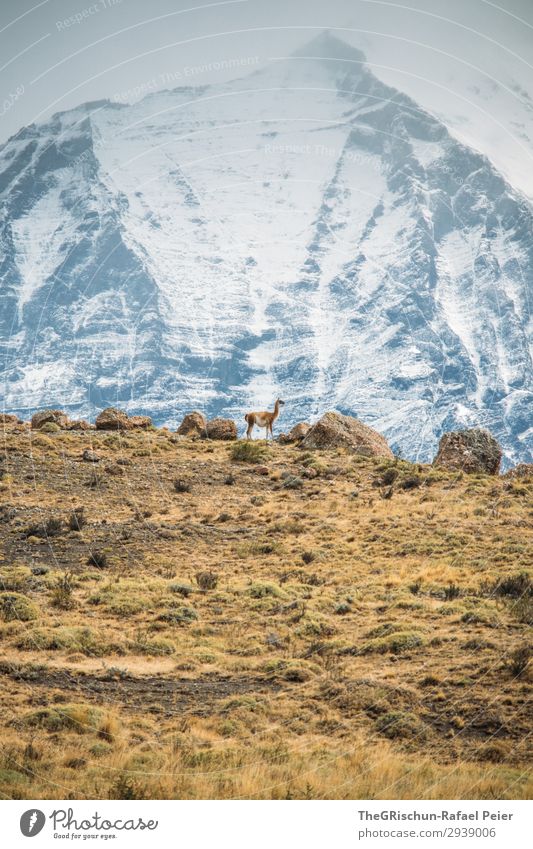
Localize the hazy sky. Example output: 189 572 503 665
1 0 533 191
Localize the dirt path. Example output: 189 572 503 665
0 661 279 717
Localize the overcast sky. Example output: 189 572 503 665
2 0 533 192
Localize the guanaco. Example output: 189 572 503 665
244 398 285 440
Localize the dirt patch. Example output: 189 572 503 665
0 661 279 718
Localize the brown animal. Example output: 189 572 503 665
244 398 285 440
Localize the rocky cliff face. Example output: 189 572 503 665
0 33 531 465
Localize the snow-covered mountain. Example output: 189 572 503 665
0 32 531 465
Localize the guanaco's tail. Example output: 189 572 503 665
244 413 250 423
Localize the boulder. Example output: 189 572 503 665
82 449 100 463
31 409 69 430
432 429 502 475
95 407 130 430
301 412 393 458
177 411 207 437
128 415 153 429
0 414 21 426
278 422 311 444
205 418 238 440
95 408 153 430
68 419 92 431
502 463 533 480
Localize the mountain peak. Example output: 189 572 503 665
291 31 367 65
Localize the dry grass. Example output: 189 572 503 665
0 425 531 799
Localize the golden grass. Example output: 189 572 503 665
0 426 531 799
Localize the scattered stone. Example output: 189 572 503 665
104 464 124 476
399 475 422 490
255 465 269 475
205 417 237 440
278 422 311 444
301 412 393 458
31 409 69 430
82 449 100 463
177 411 207 437
433 429 502 475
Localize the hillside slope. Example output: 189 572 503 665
0 425 531 799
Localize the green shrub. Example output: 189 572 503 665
282 475 303 490
23 704 105 734
249 582 282 599
493 572 531 599
506 644 530 677
50 572 76 610
195 571 218 591
361 631 424 655
173 479 191 493
39 422 61 434
15 626 122 656
157 607 198 625
230 441 270 463
375 711 425 739
169 583 194 597
0 592 39 622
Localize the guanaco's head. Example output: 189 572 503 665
277 398 285 406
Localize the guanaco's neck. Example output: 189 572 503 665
272 400 280 421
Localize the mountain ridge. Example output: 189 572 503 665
0 34 531 466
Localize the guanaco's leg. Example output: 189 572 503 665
246 416 255 439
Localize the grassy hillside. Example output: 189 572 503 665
0 425 531 799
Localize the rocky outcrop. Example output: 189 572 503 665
301 412 393 457
279 422 311 444
31 410 69 430
177 411 207 437
0 414 22 426
95 408 129 430
95 408 152 430
432 429 502 475
503 463 533 480
205 418 237 440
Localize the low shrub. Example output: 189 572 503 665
506 644 530 678
360 631 424 655
195 571 218 591
230 441 270 463
375 711 425 740
169 583 194 597
0 592 39 622
22 704 105 734
173 479 191 493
